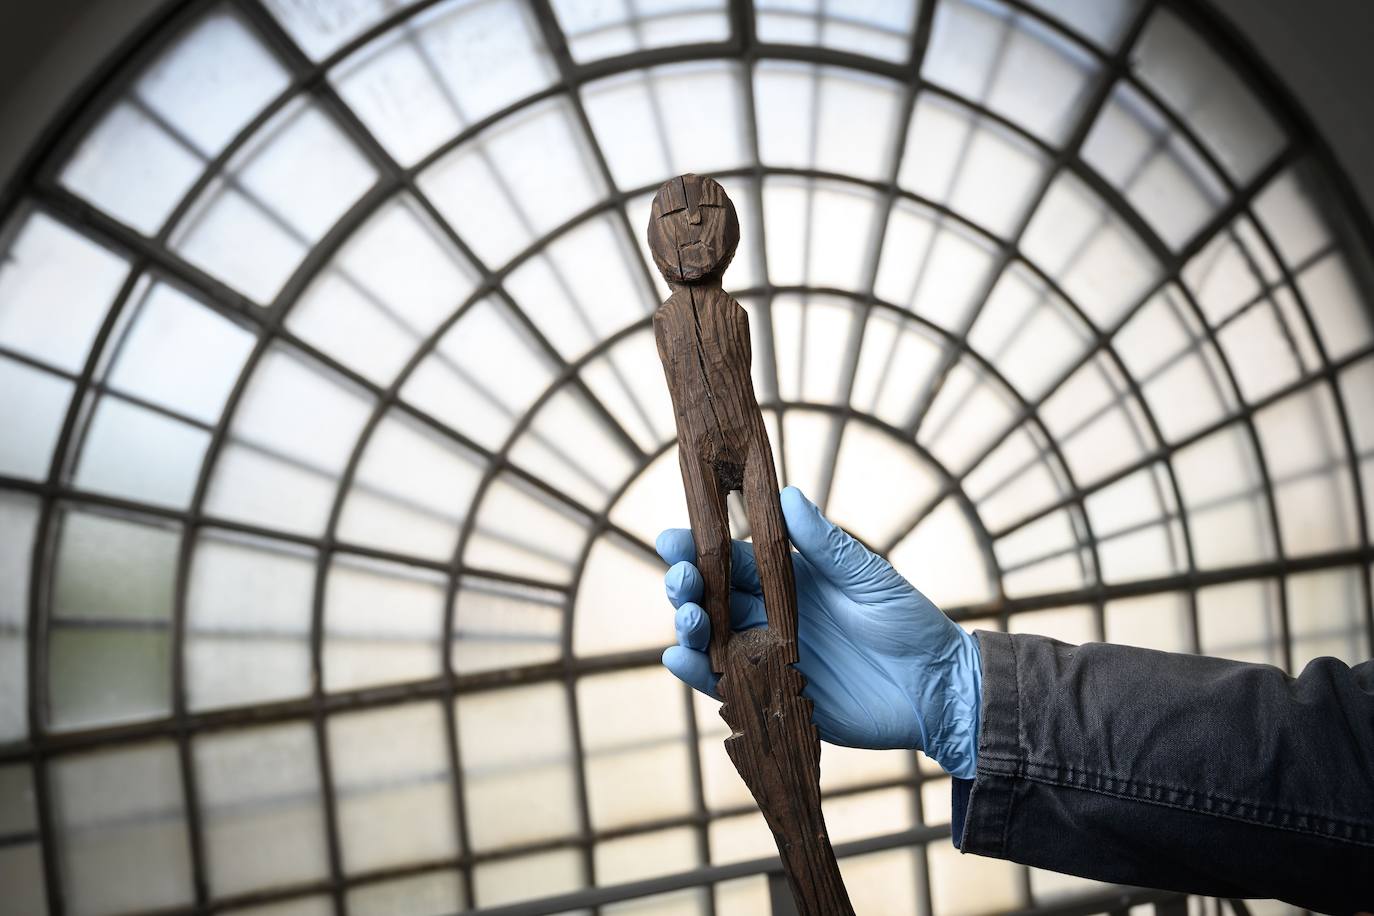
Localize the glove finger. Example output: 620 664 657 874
656 528 762 595
675 602 711 651
780 486 907 599
664 561 703 609
662 645 721 700
655 529 696 566
730 589 767 630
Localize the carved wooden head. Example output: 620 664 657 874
647 173 740 285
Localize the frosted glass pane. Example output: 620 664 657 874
61 9 278 232
580 330 678 452
579 668 694 829
0 496 37 740
337 411 485 562
771 293 859 403
900 95 1050 238
106 283 255 423
203 443 338 536
1197 579 1283 667
262 0 422 60
1105 592 1191 653
59 102 203 236
1082 83 1226 251
716 875 769 913
1287 567 1364 668
347 871 465 916
1139 346 1232 443
53 510 178 622
838 848 921 916
756 0 917 62
1183 221 1270 326
335 0 556 166
1296 253 1374 362
876 200 996 330
472 848 583 907
0 212 128 373
920 363 1017 474
172 100 377 304
1022 173 1160 329
583 62 748 191
574 534 671 655
136 9 290 155
0 357 72 480
890 497 995 609
72 396 210 508
328 702 459 872
609 444 693 547
829 422 941 548
966 426 1063 532
1172 424 1275 569
923 0 1098 143
554 0 729 63
1254 164 1332 267
1131 9 1284 182
402 296 558 451
420 96 606 269
927 836 1024 915
49 509 175 726
1008 605 1097 644
186 530 314 710
509 388 639 511
323 554 445 691
288 194 480 386
194 722 328 896
783 409 835 498
1217 302 1303 403
1255 384 1360 556
598 841 703 913
465 475 591 584
1020 0 1142 49
0 843 47 915
223 898 333 916
850 310 942 430
754 63 902 182
969 266 1092 400
48 628 171 732
51 742 192 916
763 182 881 292
503 214 654 361
456 682 579 850
451 577 563 674
221 347 372 476
998 511 1087 597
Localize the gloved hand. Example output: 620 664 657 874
656 486 982 779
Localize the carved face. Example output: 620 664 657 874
647 173 739 284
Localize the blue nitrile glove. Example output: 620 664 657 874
656 486 982 780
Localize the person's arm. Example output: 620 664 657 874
655 487 1374 913
956 632 1374 914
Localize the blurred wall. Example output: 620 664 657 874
2 0 1373 226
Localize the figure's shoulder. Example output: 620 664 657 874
654 287 695 327
655 286 746 328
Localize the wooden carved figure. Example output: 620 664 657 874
650 174 855 915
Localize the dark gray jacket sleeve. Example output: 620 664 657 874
956 631 1374 915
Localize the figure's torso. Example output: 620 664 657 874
654 285 759 465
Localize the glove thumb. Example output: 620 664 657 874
780 487 908 599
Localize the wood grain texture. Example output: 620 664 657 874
649 174 854 916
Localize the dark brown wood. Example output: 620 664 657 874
649 174 855 916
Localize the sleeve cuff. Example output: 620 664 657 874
958 630 1023 857
951 777 974 848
